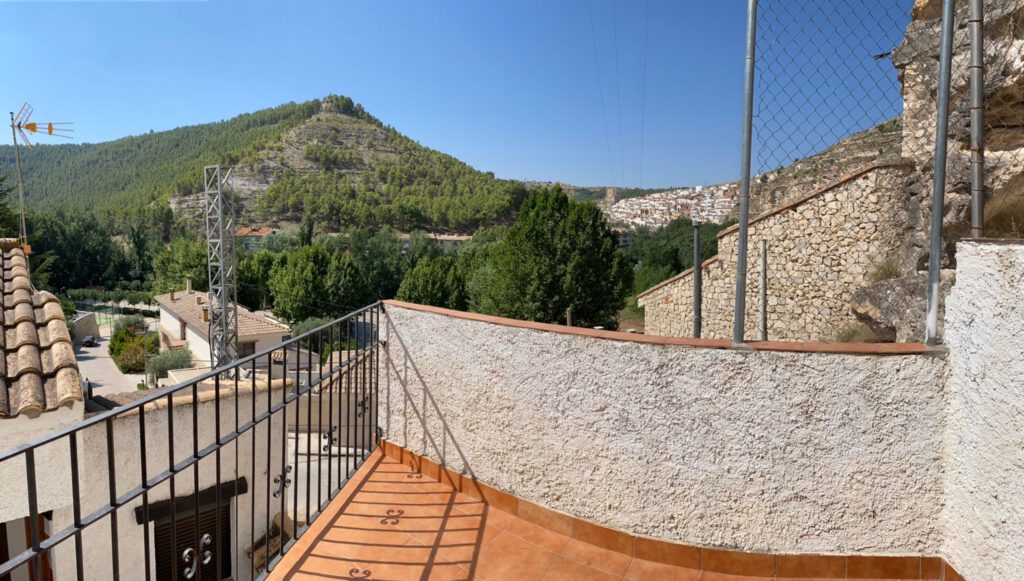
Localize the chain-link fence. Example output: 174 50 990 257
976 0 1024 238
750 1 912 215
641 0 1017 344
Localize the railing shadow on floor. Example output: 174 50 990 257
268 305 491 580
270 449 494 581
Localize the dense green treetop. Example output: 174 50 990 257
469 187 632 329
396 256 466 311
626 218 731 296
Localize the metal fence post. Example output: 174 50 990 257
734 0 758 345
692 219 702 339
759 239 767 341
926 0 957 346
969 0 985 239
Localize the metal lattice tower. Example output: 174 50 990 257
204 165 238 368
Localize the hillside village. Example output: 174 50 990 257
601 182 738 228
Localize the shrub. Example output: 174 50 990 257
834 322 886 343
867 257 901 282
115 343 147 373
113 314 147 335
146 349 193 384
108 327 136 359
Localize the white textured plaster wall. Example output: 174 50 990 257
943 241 1024 581
381 305 948 554
0 403 83 522
0 388 289 581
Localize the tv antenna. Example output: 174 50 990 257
9 103 74 245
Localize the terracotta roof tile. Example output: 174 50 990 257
154 290 288 340
0 241 82 418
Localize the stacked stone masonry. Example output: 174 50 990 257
638 163 914 341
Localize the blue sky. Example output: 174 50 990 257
0 1 895 189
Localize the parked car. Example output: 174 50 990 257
81 336 100 347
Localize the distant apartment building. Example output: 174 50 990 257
236 225 278 251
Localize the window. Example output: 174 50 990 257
179 320 186 342
0 516 53 581
154 504 231 581
239 341 256 357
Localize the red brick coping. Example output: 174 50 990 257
381 440 964 580
383 300 933 355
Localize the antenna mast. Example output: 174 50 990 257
204 165 238 369
8 103 73 245
9 112 28 244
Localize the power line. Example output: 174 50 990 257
638 0 650 188
587 0 617 186
610 0 626 185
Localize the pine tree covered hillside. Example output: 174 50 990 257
0 95 527 233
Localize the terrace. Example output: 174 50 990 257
0 239 1019 581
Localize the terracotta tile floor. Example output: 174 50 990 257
268 451 706 580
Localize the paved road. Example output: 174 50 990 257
75 338 145 398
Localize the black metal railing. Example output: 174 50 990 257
0 302 383 581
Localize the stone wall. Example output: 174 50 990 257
381 302 948 555
639 163 914 341
942 240 1024 580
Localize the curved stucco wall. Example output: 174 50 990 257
381 304 948 555
943 240 1024 580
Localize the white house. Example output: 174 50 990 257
155 282 290 368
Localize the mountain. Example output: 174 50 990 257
0 95 527 233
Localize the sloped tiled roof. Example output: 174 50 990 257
0 241 82 418
154 291 289 340
235 226 275 238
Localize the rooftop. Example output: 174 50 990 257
0 239 81 418
236 226 277 238
154 289 289 339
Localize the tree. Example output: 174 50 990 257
458 226 507 312
626 219 729 295
471 187 632 329
397 256 466 310
404 230 442 269
152 238 208 293
268 244 369 322
27 210 129 292
346 228 407 299
0 175 19 238
325 250 369 312
238 249 283 310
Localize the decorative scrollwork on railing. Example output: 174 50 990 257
272 465 293 498
406 472 423 479
379 508 404 525
348 567 372 579
181 533 213 579
322 426 339 452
